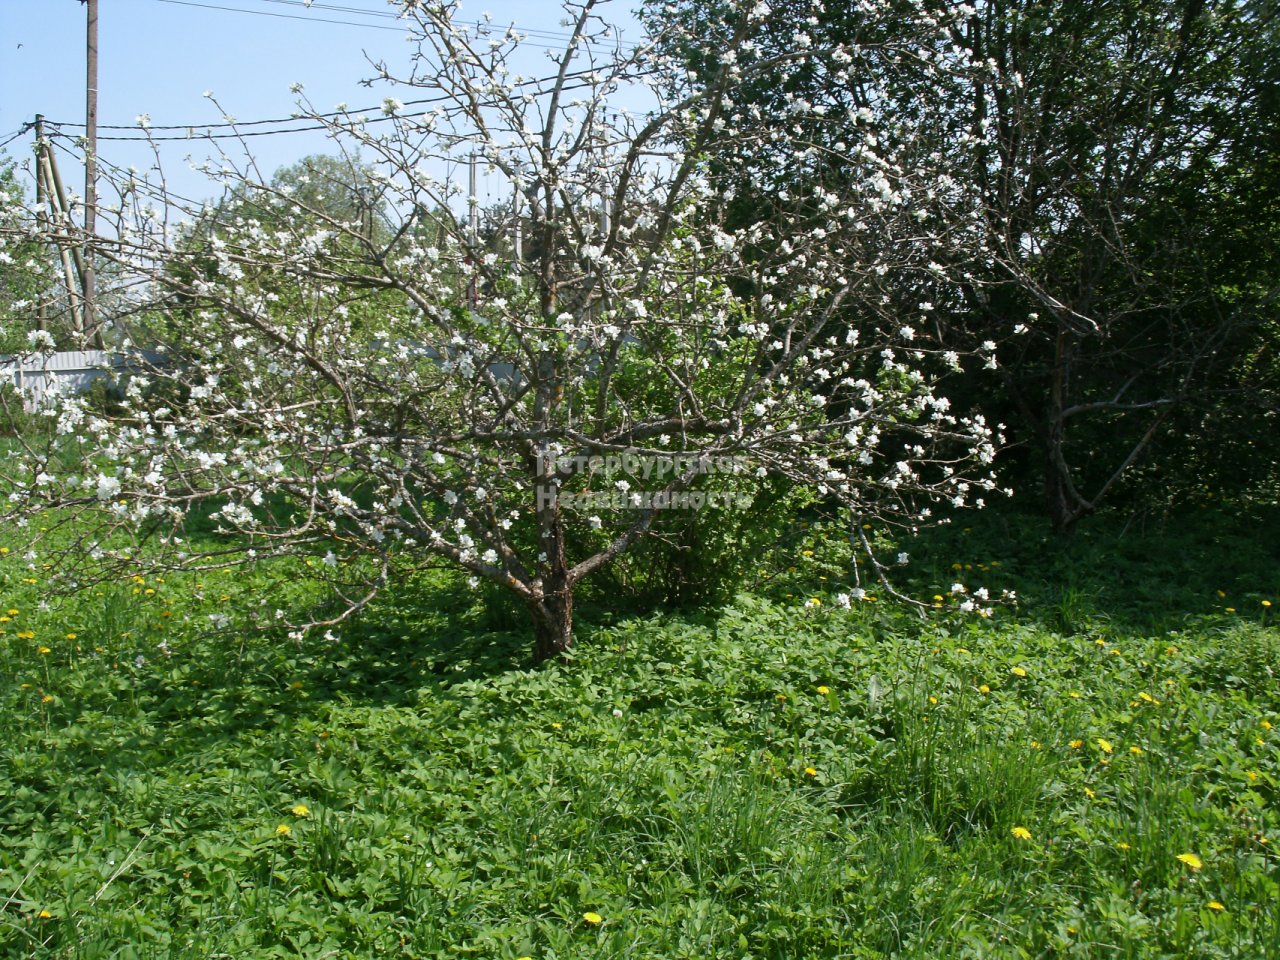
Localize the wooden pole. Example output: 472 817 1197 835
37 150 86 337
468 151 478 309
83 0 99 344
34 116 48 333
512 182 522 276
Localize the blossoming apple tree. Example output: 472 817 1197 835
0 0 1002 661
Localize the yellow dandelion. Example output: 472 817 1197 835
1069 739 1084 749
1069 691 1082 699
1226 607 1236 613
1207 901 1226 912
17 630 34 640
956 647 970 655
291 804 310 817
583 911 603 925
1263 600 1272 608
1083 787 1096 798
978 684 991 694
1097 738 1113 754
776 693 788 702
275 824 291 836
804 766 818 777
42 695 54 703
1262 720 1273 731
6 608 17 616
1177 853 1203 871
929 696 938 705
550 722 562 730
1011 826 1032 841
38 909 51 919
816 685 830 695
1130 746 1143 755
37 646 51 655
1138 692 1157 704
1117 842 1131 850
1011 666 1027 678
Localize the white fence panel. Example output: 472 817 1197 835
1 350 122 411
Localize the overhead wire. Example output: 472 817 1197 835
40 65 651 142
149 0 636 48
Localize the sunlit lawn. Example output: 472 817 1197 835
1 504 1278 958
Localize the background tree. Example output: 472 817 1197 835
0 0 1000 662
659 0 1280 532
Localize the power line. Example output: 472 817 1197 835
0 126 34 152
150 0 635 49
39 64 645 141
151 0 407 32
239 0 636 48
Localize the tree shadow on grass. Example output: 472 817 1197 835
900 499 1280 635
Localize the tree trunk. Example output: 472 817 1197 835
529 569 574 664
1045 328 1084 537
1045 451 1082 538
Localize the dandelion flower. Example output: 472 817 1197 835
1262 720 1273 731
1011 666 1027 677
1177 852 1203 871
291 804 310 817
1011 826 1032 841
816 685 830 695
978 684 991 694
804 766 818 777
1263 600 1272 608
1129 746 1143 755
1207 901 1226 912
583 911 603 925
37 646 51 655
38 909 51 919
1097 738 1113 754
1069 739 1083 749
275 824 292 836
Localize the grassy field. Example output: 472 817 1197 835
1 503 1278 958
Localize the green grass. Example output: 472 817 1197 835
0 504 1278 958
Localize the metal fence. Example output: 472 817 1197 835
0 350 124 411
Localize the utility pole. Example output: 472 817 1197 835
34 115 48 333
82 0 99 343
468 151 479 309
512 181 522 276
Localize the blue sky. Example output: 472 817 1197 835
1 0 645 202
